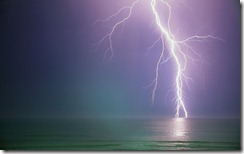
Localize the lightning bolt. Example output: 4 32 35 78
94 0 223 118
93 0 140 62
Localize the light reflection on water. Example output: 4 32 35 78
172 118 188 139
148 118 190 141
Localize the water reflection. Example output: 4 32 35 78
148 118 190 141
172 118 187 139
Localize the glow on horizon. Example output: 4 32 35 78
94 0 222 118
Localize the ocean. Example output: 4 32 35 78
0 117 240 151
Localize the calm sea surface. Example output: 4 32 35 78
0 118 240 151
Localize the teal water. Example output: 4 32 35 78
0 118 240 150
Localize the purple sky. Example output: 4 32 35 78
0 0 241 118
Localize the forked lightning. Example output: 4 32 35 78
94 0 222 118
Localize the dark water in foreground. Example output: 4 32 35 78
0 118 240 151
